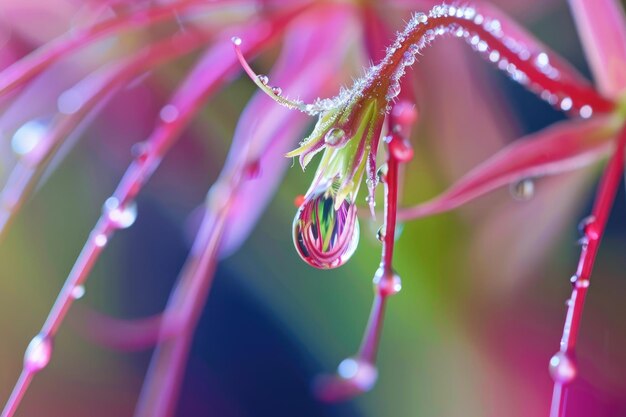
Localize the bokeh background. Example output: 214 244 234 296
0 0 625 416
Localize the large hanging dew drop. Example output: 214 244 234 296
293 185 360 269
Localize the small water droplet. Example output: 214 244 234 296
576 279 590 289
535 52 549 68
337 357 378 391
71 285 86 300
402 51 415 66
549 352 577 384
24 334 52 373
103 197 137 229
489 50 500 63
560 97 573 111
11 119 48 157
271 86 282 96
293 183 360 269
376 163 388 182
376 226 385 242
131 141 150 163
231 36 242 46
160 104 179 123
324 128 345 146
257 74 269 85
373 267 402 296
580 105 593 119
578 215 598 240
94 233 108 248
386 82 401 100
510 178 534 201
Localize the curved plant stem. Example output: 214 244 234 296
364 5 613 115
549 123 626 417
0 9 299 414
0 0 247 98
0 27 216 240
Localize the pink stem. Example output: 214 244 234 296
0 27 215 239
549 123 626 417
316 104 416 402
368 5 613 115
0 0 245 98
0 8 301 414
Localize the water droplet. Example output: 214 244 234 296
386 82 401 100
293 184 360 269
535 52 549 68
402 51 415 66
578 215 598 240
103 197 137 229
257 74 269 85
580 105 593 119
71 285 86 300
376 163 388 182
131 141 151 163
388 135 414 162
24 334 52 373
560 97 573 111
549 352 577 384
160 104 179 123
376 226 385 242
489 50 500 63
576 279 590 289
373 267 402 296
231 36 242 46
337 357 378 391
271 86 282 96
324 128 345 146
510 178 534 201
94 233 108 248
11 119 48 157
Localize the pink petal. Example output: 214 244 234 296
397 116 617 221
569 0 626 97
219 5 357 256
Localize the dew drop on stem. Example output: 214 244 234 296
257 74 269 85
510 178 534 201
11 119 48 157
103 197 137 229
324 128 345 146
23 334 52 373
549 352 577 384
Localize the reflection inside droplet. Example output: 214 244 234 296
293 183 360 269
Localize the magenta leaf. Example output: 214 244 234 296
568 0 626 97
398 116 618 220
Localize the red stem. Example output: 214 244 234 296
549 123 626 417
368 6 613 115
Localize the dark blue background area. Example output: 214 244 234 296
121 201 361 417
